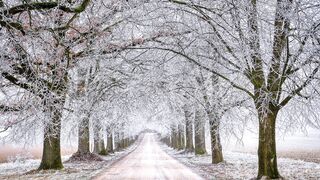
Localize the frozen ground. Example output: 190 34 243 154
163 146 320 180
0 143 138 180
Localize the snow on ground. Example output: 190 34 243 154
162 145 320 180
0 144 138 180
0 157 46 177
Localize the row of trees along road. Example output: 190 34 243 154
154 0 320 179
0 0 189 169
1 0 320 179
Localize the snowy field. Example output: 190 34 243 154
163 145 320 180
0 144 137 180
223 128 320 152
221 127 320 164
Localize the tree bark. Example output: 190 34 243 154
93 123 107 155
208 113 223 164
38 105 63 170
185 106 194 152
77 116 90 154
75 68 91 154
257 109 280 179
93 123 100 153
195 73 222 161
177 124 185 150
98 136 107 155
115 132 119 150
107 129 114 153
124 137 129 148
194 108 207 155
68 115 103 160
171 126 178 149
115 131 121 151
120 132 126 149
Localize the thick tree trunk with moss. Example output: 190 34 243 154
194 108 207 155
208 113 223 164
107 129 114 153
257 108 280 179
185 106 194 152
38 106 63 170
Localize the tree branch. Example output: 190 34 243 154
129 46 254 98
0 105 21 112
1 72 44 99
1 0 90 16
279 64 320 107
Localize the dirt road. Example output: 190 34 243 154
95 133 203 180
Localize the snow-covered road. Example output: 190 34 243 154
95 133 203 180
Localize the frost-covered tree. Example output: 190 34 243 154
164 0 320 178
0 0 92 169
0 0 191 168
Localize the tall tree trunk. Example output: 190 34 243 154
75 68 91 154
98 136 107 155
93 123 107 155
196 73 222 162
185 106 194 152
194 108 207 155
93 123 100 154
120 132 126 149
77 116 90 154
39 105 63 170
257 109 280 179
177 124 185 150
115 131 121 151
208 113 223 164
107 129 114 153
70 114 103 161
171 126 178 149
124 137 129 148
